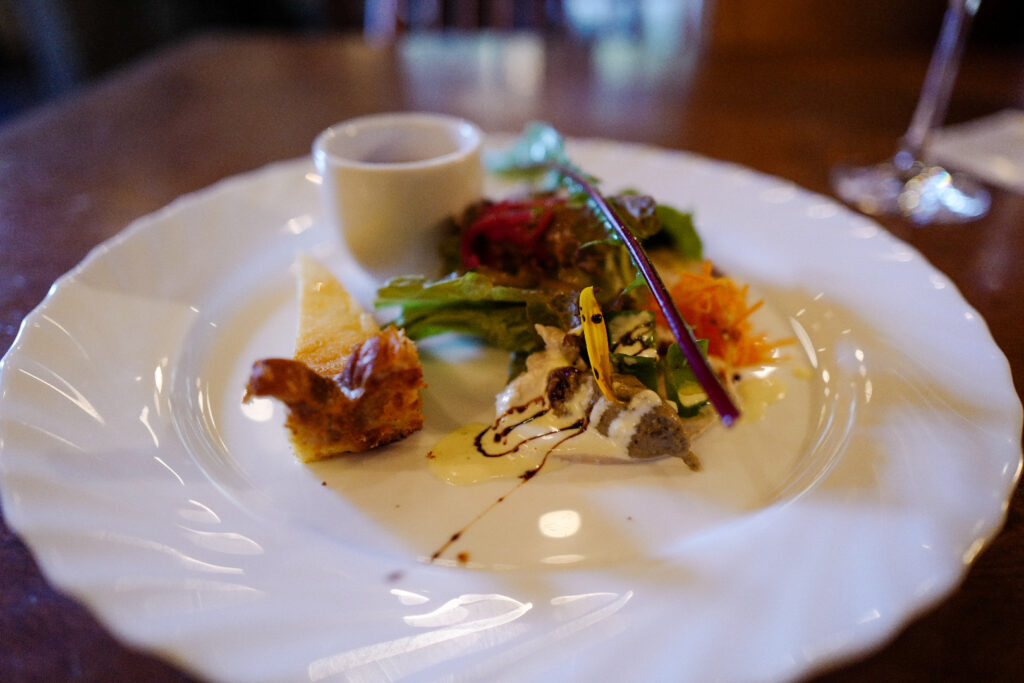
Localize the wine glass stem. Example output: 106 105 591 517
898 0 980 165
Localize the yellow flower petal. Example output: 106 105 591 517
580 286 619 403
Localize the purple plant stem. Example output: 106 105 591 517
552 163 740 426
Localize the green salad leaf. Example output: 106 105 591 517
485 121 582 191
612 353 660 393
650 204 703 261
662 340 711 417
376 272 574 352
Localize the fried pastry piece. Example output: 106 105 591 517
244 255 425 460
245 327 425 461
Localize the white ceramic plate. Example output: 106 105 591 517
1 138 1020 683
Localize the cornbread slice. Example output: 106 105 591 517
294 253 380 376
244 255 425 461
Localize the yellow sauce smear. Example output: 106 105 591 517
428 423 569 485
737 373 787 425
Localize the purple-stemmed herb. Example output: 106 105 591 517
550 162 740 426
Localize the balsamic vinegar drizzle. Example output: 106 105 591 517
426 362 788 562
429 398 589 563
474 397 584 458
478 396 545 450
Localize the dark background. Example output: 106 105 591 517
1 0 1022 124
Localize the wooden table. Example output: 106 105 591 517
1 33 1022 681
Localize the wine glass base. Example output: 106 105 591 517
831 160 990 225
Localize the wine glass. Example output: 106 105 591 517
831 0 990 225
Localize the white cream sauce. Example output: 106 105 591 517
428 327 691 485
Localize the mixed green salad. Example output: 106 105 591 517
376 123 780 424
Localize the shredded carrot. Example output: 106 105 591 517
649 260 791 368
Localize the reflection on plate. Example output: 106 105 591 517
1 138 1020 682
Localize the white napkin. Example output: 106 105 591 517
928 109 1024 194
